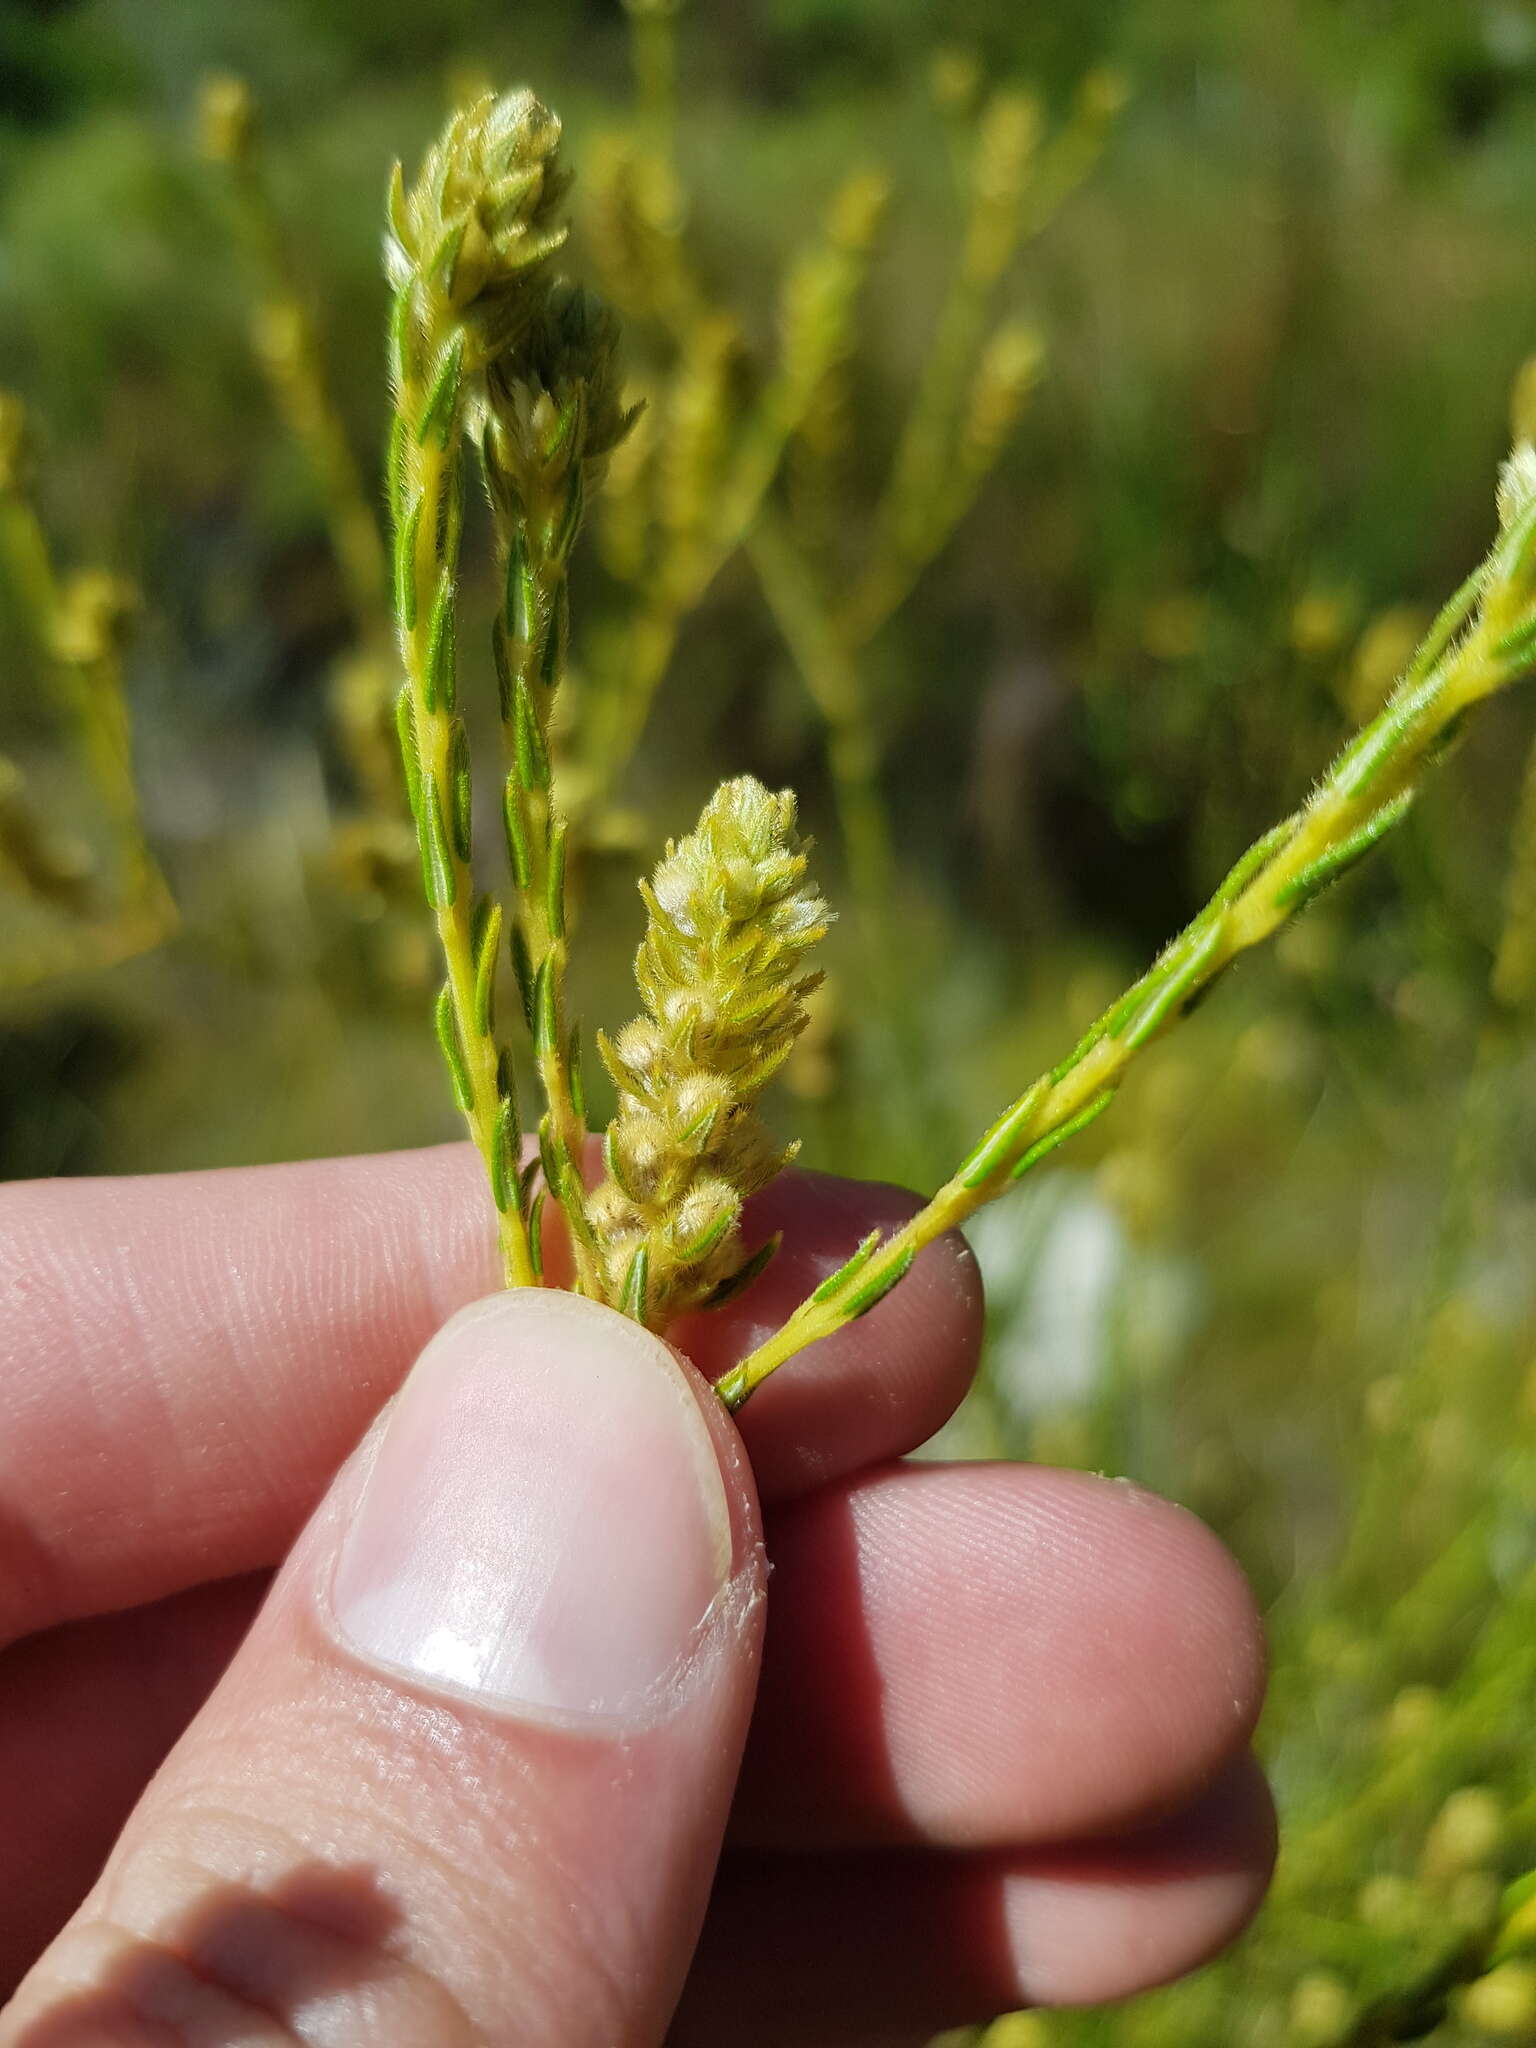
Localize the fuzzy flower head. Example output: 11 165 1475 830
482 281 641 527
386 91 571 363
638 777 829 1086
590 776 831 1324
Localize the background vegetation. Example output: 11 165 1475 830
4 0 1536 2039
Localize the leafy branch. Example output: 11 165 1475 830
717 446 1536 1405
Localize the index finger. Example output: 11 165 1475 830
0 1146 981 1644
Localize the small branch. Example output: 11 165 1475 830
720 464 1536 1406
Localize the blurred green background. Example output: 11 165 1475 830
4 1 1536 2041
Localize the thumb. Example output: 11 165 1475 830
4 1291 766 2048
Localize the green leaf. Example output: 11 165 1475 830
1275 790 1416 909
1493 612 1536 675
394 686 422 818
674 1195 737 1264
448 718 472 862
528 1189 546 1280
510 922 535 1030
619 1242 650 1323
602 1124 640 1202
701 1233 781 1310
416 330 465 449
429 217 468 298
503 777 533 889
434 985 472 1112
1010 1088 1116 1181
419 772 457 908
537 1113 565 1204
425 570 456 714
543 390 581 465
440 452 464 570
512 677 550 790
1119 916 1226 1052
552 466 585 562
545 819 568 940
1333 669 1445 802
1401 558 1488 693
956 1079 1049 1188
532 955 557 1058
492 617 514 721
506 529 537 646
473 898 502 1037
1049 1022 1105 1087
843 1244 915 1320
393 495 423 634
1213 818 1297 906
676 1096 720 1150
809 1228 882 1304
491 1089 521 1215
539 580 568 691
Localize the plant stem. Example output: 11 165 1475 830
720 505 1536 1407
626 0 680 153
843 81 1112 645
746 507 892 909
0 466 174 948
495 501 605 1294
843 94 1035 644
394 389 537 1290
208 87 398 813
580 168 883 815
580 388 802 808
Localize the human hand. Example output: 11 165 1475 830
0 1147 1272 2044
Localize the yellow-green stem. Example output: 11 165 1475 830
401 427 537 1290
746 509 893 910
0 494 57 637
498 531 605 1296
0 491 173 939
219 145 398 813
720 585 1527 1408
627 1 679 151
843 87 1111 647
845 115 1026 644
582 354 821 812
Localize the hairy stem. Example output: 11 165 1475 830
393 390 537 1290
494 503 605 1294
721 496 1536 1406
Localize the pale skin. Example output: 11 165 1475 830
0 1145 1273 2045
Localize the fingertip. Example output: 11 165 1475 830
968 1467 1268 1838
673 1757 1277 2043
1004 1751 1277 2008
739 1462 1267 1850
1093 1478 1269 1809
